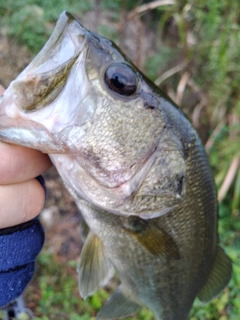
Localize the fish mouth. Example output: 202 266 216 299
10 11 88 112
0 11 89 152
19 11 87 76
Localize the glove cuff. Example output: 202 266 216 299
0 218 45 307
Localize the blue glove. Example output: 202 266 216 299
0 176 45 308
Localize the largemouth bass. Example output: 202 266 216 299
0 11 232 320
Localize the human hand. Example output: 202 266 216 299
0 142 52 228
0 84 52 228
0 84 52 310
0 85 4 95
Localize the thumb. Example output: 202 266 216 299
0 84 5 95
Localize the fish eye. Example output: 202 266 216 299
104 63 137 96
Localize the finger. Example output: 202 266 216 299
0 85 5 95
0 142 52 184
0 179 45 228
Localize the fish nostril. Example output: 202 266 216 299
177 175 184 196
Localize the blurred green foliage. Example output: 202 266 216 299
0 0 239 319
0 0 93 53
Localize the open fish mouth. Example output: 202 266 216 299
6 11 87 112
0 12 90 153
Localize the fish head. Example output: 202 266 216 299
0 11 186 216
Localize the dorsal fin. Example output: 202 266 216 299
97 286 141 319
198 246 232 302
78 231 114 299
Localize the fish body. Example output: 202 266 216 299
0 12 232 320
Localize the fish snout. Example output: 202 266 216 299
9 11 88 113
0 11 91 153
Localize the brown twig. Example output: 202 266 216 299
210 90 231 125
187 77 203 95
191 101 205 128
205 120 225 152
93 0 101 31
186 77 208 127
218 157 240 202
135 14 144 68
155 60 188 85
175 72 190 105
128 0 176 19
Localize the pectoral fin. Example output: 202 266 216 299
78 231 114 299
123 216 180 260
80 218 90 241
198 246 232 302
97 286 141 319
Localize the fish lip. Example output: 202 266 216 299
41 11 86 56
25 11 74 72
44 11 74 53
0 11 90 154
1 11 89 118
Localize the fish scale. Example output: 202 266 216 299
0 11 232 320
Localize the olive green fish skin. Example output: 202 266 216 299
75 100 217 320
0 11 231 320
